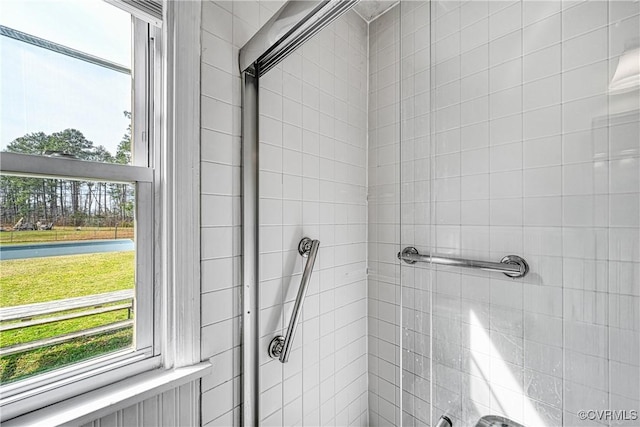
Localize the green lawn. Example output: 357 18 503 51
0 310 131 347
0 329 132 383
1 252 134 306
0 251 135 383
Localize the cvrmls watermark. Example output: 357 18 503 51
578 410 638 421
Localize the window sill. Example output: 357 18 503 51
3 361 212 427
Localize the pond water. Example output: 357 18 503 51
0 240 134 260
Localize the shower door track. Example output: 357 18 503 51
239 1 359 425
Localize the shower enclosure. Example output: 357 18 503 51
240 1 640 426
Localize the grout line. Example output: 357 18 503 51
560 3 566 423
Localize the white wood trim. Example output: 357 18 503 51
161 0 201 368
3 362 211 427
136 180 155 350
151 23 163 358
0 152 153 183
0 2 202 422
133 18 151 167
103 0 163 27
1 354 159 421
80 380 200 427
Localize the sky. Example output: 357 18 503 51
0 0 132 156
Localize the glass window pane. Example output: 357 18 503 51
0 0 132 67
1 3 133 165
0 176 135 384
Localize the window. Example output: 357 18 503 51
0 0 162 419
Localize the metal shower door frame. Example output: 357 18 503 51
239 1 359 425
241 67 259 427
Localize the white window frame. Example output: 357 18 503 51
0 1 204 421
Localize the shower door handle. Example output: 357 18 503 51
268 237 320 363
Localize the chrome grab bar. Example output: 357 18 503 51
268 237 320 363
398 247 529 278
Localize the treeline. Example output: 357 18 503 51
0 114 134 228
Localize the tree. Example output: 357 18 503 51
3 130 99 224
3 133 52 224
0 118 134 227
111 111 133 222
0 122 133 226
115 111 132 165
48 129 94 159
5 132 50 154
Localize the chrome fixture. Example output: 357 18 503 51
475 415 525 427
268 237 320 363
435 415 453 427
239 0 359 76
398 247 529 278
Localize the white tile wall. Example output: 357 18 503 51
393 1 640 426
256 10 369 427
200 2 285 425
367 4 402 427
200 2 369 426
398 2 439 427
199 1 638 426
